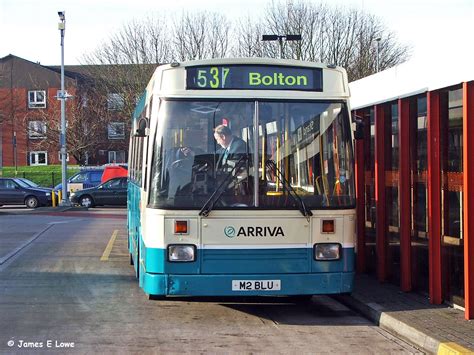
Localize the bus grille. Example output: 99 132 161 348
201 248 310 274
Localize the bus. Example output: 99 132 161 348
128 58 356 298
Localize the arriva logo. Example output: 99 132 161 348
224 226 236 238
224 225 285 238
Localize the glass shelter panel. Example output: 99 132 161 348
364 108 376 275
443 88 463 239
387 103 400 285
441 87 464 307
412 95 429 294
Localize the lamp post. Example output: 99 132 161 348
375 37 381 72
262 34 302 59
58 11 70 206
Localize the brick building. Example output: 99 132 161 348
0 54 134 169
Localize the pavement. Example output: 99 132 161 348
335 274 474 354
1 206 473 354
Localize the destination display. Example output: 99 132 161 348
186 65 323 91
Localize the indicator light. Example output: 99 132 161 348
321 219 335 233
174 220 188 234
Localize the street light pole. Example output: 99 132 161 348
262 34 302 59
58 11 70 206
278 37 284 59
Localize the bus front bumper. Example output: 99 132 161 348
139 267 354 297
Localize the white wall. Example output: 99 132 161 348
349 56 474 110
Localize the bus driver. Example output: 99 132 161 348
213 124 246 169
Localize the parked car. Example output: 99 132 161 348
70 177 128 208
0 177 53 208
17 178 40 188
54 168 104 192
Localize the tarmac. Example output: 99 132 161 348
335 274 474 354
1 206 473 354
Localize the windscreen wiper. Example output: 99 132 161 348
199 155 248 217
265 160 313 220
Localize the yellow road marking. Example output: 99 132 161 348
100 230 119 261
438 342 474 355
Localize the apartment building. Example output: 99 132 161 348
0 54 133 168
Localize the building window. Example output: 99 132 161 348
107 93 124 111
30 151 48 166
28 121 47 139
108 122 125 139
108 150 126 164
28 90 46 108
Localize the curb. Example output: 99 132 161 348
334 294 474 355
437 342 474 355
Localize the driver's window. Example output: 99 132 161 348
5 180 17 189
70 173 87 183
102 180 115 189
149 100 256 208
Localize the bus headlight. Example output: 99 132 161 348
314 243 341 261
168 244 196 262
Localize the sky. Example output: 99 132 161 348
0 0 472 66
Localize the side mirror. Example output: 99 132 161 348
135 117 149 137
353 119 365 140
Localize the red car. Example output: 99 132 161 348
101 164 128 184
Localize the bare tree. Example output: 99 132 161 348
232 16 265 58
207 13 231 58
78 64 156 119
84 17 172 65
81 11 230 127
18 83 113 165
236 1 410 81
172 11 231 61
82 1 410 82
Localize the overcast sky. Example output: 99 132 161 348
0 0 472 66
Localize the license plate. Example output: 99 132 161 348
232 280 281 291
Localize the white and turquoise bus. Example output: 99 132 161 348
128 58 355 297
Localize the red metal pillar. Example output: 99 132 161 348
399 98 412 291
355 110 366 273
463 81 474 319
375 104 387 282
427 90 443 304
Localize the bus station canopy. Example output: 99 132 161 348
349 56 474 110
